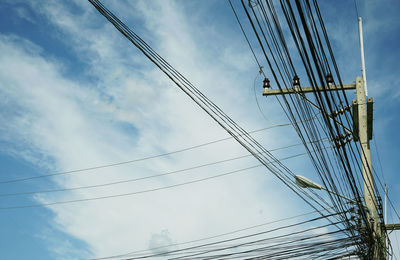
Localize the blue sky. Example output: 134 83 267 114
0 0 399 259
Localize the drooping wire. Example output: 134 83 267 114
0 122 305 184
87 0 341 224
0 141 325 198
91 207 335 260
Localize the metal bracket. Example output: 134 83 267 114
352 98 373 141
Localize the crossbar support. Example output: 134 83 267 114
262 83 356 96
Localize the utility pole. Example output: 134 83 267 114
356 16 384 258
262 14 400 259
354 76 384 258
262 75 396 258
356 17 400 258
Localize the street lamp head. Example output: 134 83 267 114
295 175 323 190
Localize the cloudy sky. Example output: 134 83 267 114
0 0 399 259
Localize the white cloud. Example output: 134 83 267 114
8 0 390 258
148 230 175 254
0 1 308 259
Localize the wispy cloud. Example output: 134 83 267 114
7 0 399 258
0 1 306 258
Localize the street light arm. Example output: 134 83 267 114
320 186 357 204
295 175 356 204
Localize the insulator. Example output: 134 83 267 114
263 78 271 89
335 135 352 147
331 105 351 117
326 73 334 84
292 75 300 87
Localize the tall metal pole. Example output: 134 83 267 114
385 184 387 224
358 17 368 96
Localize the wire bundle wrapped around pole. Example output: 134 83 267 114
228 0 391 257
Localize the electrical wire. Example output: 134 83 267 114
0 151 309 210
0 142 322 198
91 207 335 260
0 124 293 184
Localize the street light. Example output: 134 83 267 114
295 175 356 204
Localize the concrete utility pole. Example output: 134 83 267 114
261 14 400 260
262 77 390 258
354 76 384 258
356 16 383 258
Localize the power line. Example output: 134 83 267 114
0 152 307 210
354 0 359 18
123 215 349 260
86 2 370 258
91 207 335 260
88 0 342 224
0 142 318 197
0 124 293 184
236 0 387 255
228 0 266 77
